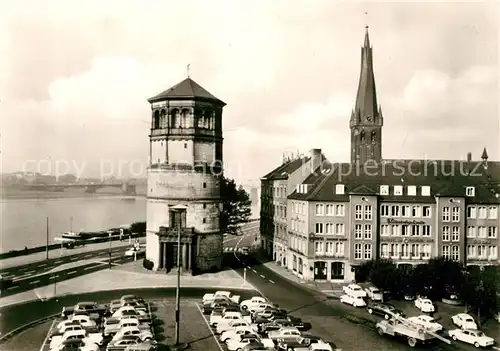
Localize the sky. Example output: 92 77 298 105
0 0 498 185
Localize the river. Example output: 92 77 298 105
0 189 259 253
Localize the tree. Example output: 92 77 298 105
424 257 465 299
355 260 374 283
130 221 146 234
463 266 500 325
368 259 398 292
220 176 252 234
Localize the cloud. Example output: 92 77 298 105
1 1 498 182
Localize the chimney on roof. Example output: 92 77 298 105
482 147 489 170
309 148 322 174
467 152 472 163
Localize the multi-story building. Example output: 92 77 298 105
260 149 325 262
264 27 500 283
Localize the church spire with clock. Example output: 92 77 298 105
350 26 383 165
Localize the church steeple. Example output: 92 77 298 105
350 27 383 165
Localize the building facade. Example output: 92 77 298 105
260 149 325 262
145 78 226 273
262 27 500 283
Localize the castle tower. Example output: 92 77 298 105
145 77 226 273
350 27 383 164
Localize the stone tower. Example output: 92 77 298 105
350 27 383 165
145 77 226 273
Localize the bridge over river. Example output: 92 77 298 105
18 182 137 195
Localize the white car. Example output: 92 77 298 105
414 297 435 313
407 315 443 332
52 339 100 351
125 247 144 256
49 329 103 349
451 313 478 330
111 326 154 342
249 303 275 314
365 287 383 301
220 326 256 343
340 294 366 307
342 284 367 298
310 343 334 351
226 335 261 351
240 296 267 310
68 314 97 329
448 329 495 348
216 318 249 334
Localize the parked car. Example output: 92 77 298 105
366 302 403 320
342 284 367 298
451 313 478 330
216 318 255 335
61 301 107 320
293 342 333 351
276 335 324 351
267 327 301 341
365 287 383 301
111 326 154 342
55 338 100 351
49 329 103 350
106 336 143 351
240 296 268 310
340 294 366 307
226 334 261 351
203 291 241 305
407 315 443 332
448 329 495 348
125 247 145 256
414 297 435 313
220 326 256 343
261 319 294 334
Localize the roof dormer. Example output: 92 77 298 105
407 185 417 196
379 185 389 195
466 186 475 197
421 185 431 196
393 185 403 196
335 184 345 195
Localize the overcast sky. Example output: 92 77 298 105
0 0 498 184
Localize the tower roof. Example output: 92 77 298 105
147 77 226 106
482 147 489 160
353 27 378 120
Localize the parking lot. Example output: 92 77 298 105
38 298 224 351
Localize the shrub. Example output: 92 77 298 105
142 258 154 270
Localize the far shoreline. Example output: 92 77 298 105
0 188 146 200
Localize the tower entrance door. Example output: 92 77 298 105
165 243 183 269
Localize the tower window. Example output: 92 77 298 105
371 130 376 142
360 130 365 142
203 203 206 209
202 218 206 224
153 110 160 129
203 182 207 188
184 143 187 149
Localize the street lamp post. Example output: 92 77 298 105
171 204 188 348
109 232 112 269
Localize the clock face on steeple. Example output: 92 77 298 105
366 115 372 122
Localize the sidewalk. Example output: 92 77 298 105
254 252 344 298
0 260 254 309
0 239 144 270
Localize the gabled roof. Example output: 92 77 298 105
288 160 500 204
261 157 311 181
147 78 226 106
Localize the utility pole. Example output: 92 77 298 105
171 204 187 348
46 217 49 260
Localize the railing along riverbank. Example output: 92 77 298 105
0 233 146 261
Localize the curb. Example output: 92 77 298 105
0 313 59 344
0 284 254 310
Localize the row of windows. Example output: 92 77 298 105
273 186 287 199
381 224 431 237
380 205 432 218
289 235 307 255
466 226 498 238
315 204 346 216
273 204 287 218
315 223 345 235
467 206 498 219
354 224 372 239
314 241 345 256
442 226 461 242
466 245 498 260
442 245 461 261
442 207 461 222
354 205 372 220
290 218 306 233
380 243 432 259
291 201 307 215
354 244 373 260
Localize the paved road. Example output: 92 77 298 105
224 226 482 351
0 247 136 297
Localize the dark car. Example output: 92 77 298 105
286 316 305 330
61 301 107 319
223 305 241 313
261 319 293 333
243 342 268 351
276 335 323 351
203 298 236 314
58 338 87 350
366 302 404 320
